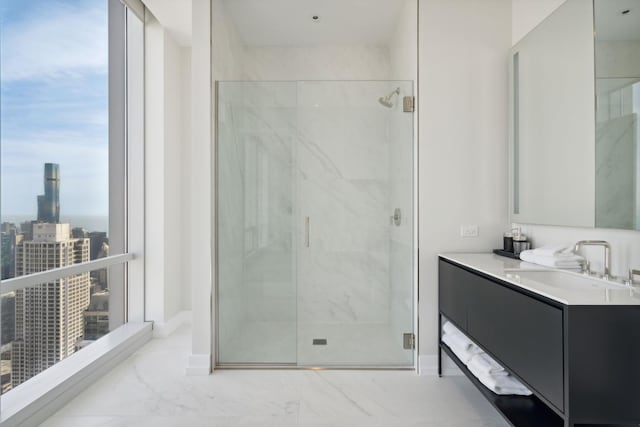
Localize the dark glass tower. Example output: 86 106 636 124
37 163 60 223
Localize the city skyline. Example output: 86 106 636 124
1 163 111 392
0 0 109 217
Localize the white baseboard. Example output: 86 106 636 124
418 354 463 376
152 310 192 338
186 353 211 376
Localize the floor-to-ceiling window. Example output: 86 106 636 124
0 0 144 402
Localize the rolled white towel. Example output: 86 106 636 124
519 250 584 269
442 321 475 348
444 329 482 354
531 244 575 257
468 363 532 396
479 375 532 396
442 333 482 365
468 353 508 377
443 321 479 350
442 321 460 337
520 249 583 263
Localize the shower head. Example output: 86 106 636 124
378 87 401 108
378 97 394 108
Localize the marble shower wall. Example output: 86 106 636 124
239 82 298 328
295 80 404 364
212 0 248 363
295 81 391 323
243 45 412 365
217 83 251 362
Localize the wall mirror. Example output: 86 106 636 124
510 0 640 230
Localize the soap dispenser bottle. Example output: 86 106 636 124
503 230 514 252
513 232 531 256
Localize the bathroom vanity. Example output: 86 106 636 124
438 253 640 427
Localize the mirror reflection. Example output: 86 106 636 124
594 0 640 230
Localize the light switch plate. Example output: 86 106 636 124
460 225 479 238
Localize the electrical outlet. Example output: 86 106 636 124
460 225 479 238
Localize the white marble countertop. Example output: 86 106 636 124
439 253 640 306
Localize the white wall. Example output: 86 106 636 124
144 13 165 325
163 30 184 321
180 48 192 311
188 0 213 375
212 0 245 80
596 41 640 78
390 0 418 82
188 0 245 373
512 0 640 278
242 46 390 80
511 0 566 44
418 0 511 365
144 12 190 330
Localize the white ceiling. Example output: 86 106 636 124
595 0 640 41
142 0 193 46
222 0 406 47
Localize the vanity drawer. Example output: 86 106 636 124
467 277 564 412
439 260 474 331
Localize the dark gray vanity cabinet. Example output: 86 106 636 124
438 257 640 427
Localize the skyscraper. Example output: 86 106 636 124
37 163 60 223
1 224 22 280
11 164 91 387
12 223 90 387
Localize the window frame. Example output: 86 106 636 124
0 0 144 328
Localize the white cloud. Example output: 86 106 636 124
1 2 108 82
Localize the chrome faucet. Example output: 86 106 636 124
626 269 640 287
574 240 612 280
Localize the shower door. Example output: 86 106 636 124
217 82 298 364
216 80 415 367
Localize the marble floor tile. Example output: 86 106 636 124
40 415 300 427
39 325 508 427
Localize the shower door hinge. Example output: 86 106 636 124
403 96 415 113
403 333 415 350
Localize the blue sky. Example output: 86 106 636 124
1 0 109 217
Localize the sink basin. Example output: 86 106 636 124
504 270 629 291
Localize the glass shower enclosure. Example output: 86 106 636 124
216 80 415 367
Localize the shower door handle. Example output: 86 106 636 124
305 217 310 248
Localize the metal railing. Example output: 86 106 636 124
0 253 135 293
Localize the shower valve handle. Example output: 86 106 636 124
305 217 310 248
